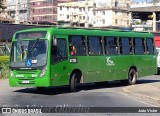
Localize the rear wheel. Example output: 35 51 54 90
128 68 137 85
121 68 137 85
70 73 78 92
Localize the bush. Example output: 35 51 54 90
0 56 9 79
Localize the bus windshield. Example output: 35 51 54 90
10 39 48 68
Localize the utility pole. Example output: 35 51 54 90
85 0 88 28
27 0 30 24
153 12 156 32
15 0 20 24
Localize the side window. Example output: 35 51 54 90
87 36 103 55
134 38 145 55
146 38 154 54
51 38 67 63
119 37 130 55
69 36 86 56
104 37 118 55
57 39 67 57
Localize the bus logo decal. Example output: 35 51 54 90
26 59 32 66
106 57 115 66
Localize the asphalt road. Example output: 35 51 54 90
1 76 159 107
1 75 160 115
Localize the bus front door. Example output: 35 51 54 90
50 37 69 86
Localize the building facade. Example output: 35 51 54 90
30 0 58 24
6 0 29 24
58 0 131 28
93 0 131 27
58 0 93 27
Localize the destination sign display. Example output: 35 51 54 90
15 31 47 39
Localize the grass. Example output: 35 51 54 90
0 56 9 79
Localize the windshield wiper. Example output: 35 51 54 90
18 39 25 53
29 38 39 52
18 39 26 60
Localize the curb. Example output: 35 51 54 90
123 86 160 104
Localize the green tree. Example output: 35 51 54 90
0 0 6 9
150 0 160 4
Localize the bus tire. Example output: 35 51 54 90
70 73 78 92
128 68 137 85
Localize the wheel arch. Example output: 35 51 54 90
69 69 83 84
129 66 137 73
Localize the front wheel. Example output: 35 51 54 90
128 68 137 85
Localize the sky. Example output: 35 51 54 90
132 0 144 2
132 0 152 2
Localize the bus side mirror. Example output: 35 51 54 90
53 38 57 46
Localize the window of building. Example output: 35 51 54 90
115 19 118 25
127 20 129 25
79 16 82 20
146 38 154 54
102 19 105 24
87 36 103 55
115 11 118 15
69 36 86 56
93 3 96 8
93 11 96 16
79 8 82 12
102 11 105 15
115 1 118 7
67 15 69 19
104 37 118 55
83 16 85 20
60 6 62 10
83 8 85 11
67 7 69 11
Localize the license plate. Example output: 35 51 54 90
22 80 29 84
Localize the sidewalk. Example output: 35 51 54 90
123 82 160 104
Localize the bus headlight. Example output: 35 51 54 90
10 70 14 77
40 67 46 77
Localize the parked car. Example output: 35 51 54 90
156 47 160 74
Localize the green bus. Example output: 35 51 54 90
9 27 157 91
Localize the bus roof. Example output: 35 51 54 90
14 27 154 38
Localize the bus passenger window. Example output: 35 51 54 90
134 38 144 55
87 36 103 55
104 37 118 55
146 38 154 54
69 36 86 56
129 38 133 54
69 44 76 56
119 38 130 55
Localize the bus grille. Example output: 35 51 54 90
16 70 38 74
15 70 39 81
